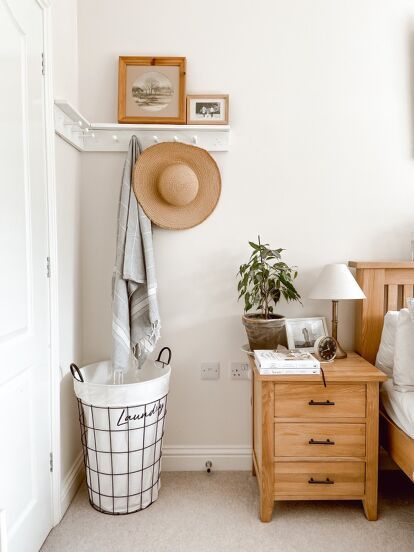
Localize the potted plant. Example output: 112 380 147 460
237 237 301 350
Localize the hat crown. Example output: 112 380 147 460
157 163 199 207
133 142 221 230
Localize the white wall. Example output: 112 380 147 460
54 139 82 487
77 0 414 463
52 0 83 500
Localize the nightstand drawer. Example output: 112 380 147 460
274 423 366 458
274 461 365 497
274 383 366 418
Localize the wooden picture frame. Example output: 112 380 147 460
118 57 186 124
186 94 229 125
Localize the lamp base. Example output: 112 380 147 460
331 300 347 359
335 339 347 359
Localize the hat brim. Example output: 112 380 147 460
133 142 221 230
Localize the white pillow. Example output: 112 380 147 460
393 309 414 392
375 311 398 376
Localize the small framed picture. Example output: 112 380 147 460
186 95 229 125
118 56 186 124
285 317 329 353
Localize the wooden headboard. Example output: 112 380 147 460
349 261 414 364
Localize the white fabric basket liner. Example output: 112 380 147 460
72 355 171 514
74 359 171 407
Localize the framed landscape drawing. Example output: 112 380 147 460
118 57 186 124
186 95 229 125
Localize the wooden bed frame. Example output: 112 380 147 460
349 261 414 482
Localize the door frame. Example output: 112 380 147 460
37 0 62 526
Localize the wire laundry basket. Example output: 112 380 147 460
71 347 171 515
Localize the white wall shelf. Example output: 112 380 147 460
54 100 231 152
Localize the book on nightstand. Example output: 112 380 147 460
254 349 320 375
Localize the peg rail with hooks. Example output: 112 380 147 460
54 100 231 152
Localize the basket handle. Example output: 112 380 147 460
156 347 172 368
70 363 84 383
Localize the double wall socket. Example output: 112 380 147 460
201 361 250 380
201 362 220 380
230 362 250 380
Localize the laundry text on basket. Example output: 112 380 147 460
116 402 165 427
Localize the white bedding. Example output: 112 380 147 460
380 379 414 439
375 311 398 376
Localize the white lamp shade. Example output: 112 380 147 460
308 263 366 300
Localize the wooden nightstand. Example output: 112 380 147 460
250 352 387 522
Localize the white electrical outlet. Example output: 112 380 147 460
230 362 250 380
201 362 220 380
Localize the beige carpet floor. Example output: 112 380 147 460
42 471 414 552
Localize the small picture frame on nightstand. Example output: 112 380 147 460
285 316 328 353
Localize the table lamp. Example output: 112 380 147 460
308 263 366 359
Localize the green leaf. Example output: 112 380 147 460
237 238 300 315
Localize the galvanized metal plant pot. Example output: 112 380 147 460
242 313 285 351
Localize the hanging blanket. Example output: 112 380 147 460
112 136 160 372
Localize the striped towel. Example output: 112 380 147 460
112 136 160 372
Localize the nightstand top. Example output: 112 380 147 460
249 352 387 383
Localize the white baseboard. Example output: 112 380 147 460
58 446 394 506
59 446 250 516
161 446 397 473
161 445 252 471
60 451 84 517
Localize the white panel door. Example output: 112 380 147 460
0 0 52 551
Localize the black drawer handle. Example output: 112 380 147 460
308 477 334 485
309 438 335 445
308 400 335 406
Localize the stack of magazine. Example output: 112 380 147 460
254 349 320 375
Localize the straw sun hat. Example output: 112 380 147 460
133 142 221 230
